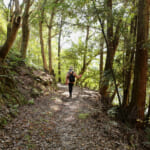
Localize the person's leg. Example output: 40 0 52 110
68 83 72 97
70 83 74 97
69 83 73 98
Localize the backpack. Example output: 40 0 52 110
69 71 75 82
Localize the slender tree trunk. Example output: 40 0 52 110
39 21 48 71
127 0 149 127
76 26 90 85
7 18 13 39
7 1 14 39
14 0 20 14
100 0 114 97
0 16 21 61
100 20 122 97
58 17 63 82
20 0 31 59
122 17 137 108
48 11 55 75
20 0 30 59
122 49 134 108
99 38 104 92
83 26 90 71
78 26 90 76
110 90 116 103
39 0 48 72
48 0 59 75
93 0 123 109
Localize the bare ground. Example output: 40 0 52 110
0 84 148 150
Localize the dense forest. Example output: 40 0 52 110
0 0 150 149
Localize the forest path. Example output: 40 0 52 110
0 84 142 149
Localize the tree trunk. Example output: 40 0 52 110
99 38 104 92
122 17 137 108
48 11 55 75
110 90 116 104
100 0 114 97
0 0 21 62
39 21 48 72
58 17 63 82
76 26 91 85
39 0 48 72
100 20 122 97
127 0 149 127
122 49 134 108
20 0 31 59
48 0 59 75
0 16 21 61
83 26 90 71
7 20 13 39
7 1 14 39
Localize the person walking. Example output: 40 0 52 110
66 66 82 98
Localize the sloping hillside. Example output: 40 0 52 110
0 54 56 127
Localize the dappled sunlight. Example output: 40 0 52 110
80 94 90 98
64 102 72 106
57 83 68 89
50 105 60 112
68 104 79 111
41 111 52 116
84 90 97 94
63 101 80 112
54 97 63 104
64 115 75 122
57 84 85 99
72 92 79 95
61 91 69 97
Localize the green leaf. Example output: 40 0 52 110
28 99 34 105
78 113 89 119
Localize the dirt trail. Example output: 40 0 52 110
0 84 147 150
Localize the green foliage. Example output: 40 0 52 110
78 113 89 119
28 99 35 105
0 8 7 45
12 104 19 109
0 117 8 127
80 67 100 90
7 49 25 66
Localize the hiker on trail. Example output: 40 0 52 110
66 66 82 98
